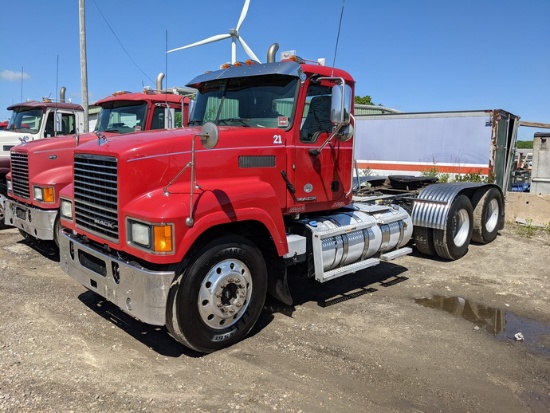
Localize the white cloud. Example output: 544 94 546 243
0 70 30 81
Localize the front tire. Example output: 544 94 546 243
433 195 473 260
0 194 9 230
53 216 61 248
166 235 268 353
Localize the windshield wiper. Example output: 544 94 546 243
218 118 250 127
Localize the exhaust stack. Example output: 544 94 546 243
156 73 165 91
267 43 279 63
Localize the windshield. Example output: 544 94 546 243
189 74 299 129
96 102 148 133
7 108 43 133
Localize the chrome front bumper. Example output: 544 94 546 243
4 198 57 240
59 228 175 326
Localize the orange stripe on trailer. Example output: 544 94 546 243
356 162 490 175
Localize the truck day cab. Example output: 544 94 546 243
4 87 192 245
58 46 505 353
0 90 84 225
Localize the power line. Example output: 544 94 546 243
90 0 155 84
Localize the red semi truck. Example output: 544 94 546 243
4 88 192 245
57 46 505 353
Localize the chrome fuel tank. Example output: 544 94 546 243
302 203 413 280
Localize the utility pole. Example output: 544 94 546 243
79 0 89 132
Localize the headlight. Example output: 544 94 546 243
131 221 151 248
128 219 173 253
60 198 73 220
6 179 12 192
33 186 55 203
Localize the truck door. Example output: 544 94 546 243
44 110 78 137
291 83 353 213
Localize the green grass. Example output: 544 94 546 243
512 219 550 238
421 168 494 184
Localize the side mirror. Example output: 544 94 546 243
330 84 351 126
338 124 354 142
331 84 353 142
54 112 63 133
200 122 219 149
164 107 176 129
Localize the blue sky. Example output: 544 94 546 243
1 0 548 140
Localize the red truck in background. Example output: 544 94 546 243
57 44 506 353
4 86 193 245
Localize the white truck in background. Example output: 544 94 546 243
0 89 85 224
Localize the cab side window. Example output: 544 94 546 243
300 86 333 143
152 107 165 129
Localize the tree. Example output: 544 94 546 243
355 95 375 105
516 140 533 149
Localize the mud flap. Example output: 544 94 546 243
267 255 293 306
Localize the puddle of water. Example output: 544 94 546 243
415 295 550 357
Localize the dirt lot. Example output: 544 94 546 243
1 224 549 413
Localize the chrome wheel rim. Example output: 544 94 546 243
485 198 499 233
453 209 471 247
198 258 252 329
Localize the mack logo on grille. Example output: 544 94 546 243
93 218 117 229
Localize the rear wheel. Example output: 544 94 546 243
414 226 436 256
166 235 268 353
433 195 473 260
471 187 503 244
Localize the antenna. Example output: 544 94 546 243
167 0 260 63
332 0 346 70
20 66 23 102
56 55 59 103
165 30 168 92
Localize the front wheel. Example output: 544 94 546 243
166 235 268 353
433 195 473 260
0 193 9 230
53 216 61 249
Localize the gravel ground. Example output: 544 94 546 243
0 225 549 413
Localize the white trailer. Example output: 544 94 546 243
354 109 520 190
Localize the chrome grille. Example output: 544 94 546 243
11 152 30 199
74 154 119 242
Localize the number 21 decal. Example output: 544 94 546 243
273 134 282 144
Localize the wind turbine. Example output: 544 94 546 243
167 0 260 64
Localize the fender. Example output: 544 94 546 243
412 182 502 229
121 177 288 264
26 164 73 208
33 164 73 188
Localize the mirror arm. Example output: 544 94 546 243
186 135 198 227
308 123 345 157
162 122 219 227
